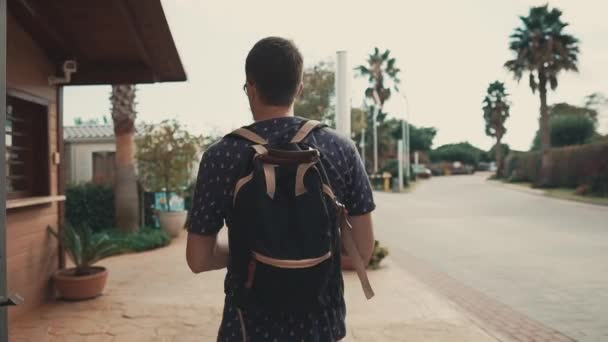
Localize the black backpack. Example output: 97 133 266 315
226 120 374 313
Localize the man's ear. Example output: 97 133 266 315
296 83 304 98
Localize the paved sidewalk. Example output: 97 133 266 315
9 233 496 342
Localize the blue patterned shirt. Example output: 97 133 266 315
188 116 375 341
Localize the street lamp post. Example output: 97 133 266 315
373 105 379 173
398 139 404 191
360 127 366 169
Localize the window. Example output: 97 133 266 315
5 93 50 199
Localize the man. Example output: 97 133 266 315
186 37 375 342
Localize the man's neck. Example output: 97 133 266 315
253 105 294 122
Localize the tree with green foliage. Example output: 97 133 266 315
531 114 596 150
430 142 485 166
482 81 510 176
584 92 608 112
73 116 109 126
389 123 436 152
550 102 598 124
295 61 335 126
355 48 401 172
488 143 510 164
505 4 579 186
136 120 204 210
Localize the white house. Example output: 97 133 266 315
64 125 117 184
65 124 202 186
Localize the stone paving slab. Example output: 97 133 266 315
395 249 576 342
9 233 497 342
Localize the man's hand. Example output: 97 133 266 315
186 233 229 273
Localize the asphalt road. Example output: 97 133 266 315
373 173 608 342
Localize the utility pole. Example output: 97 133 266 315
372 105 378 173
398 139 404 191
399 92 411 182
360 127 366 169
335 51 351 138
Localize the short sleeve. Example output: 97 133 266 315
188 143 233 235
342 140 375 216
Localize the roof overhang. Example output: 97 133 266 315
8 0 187 85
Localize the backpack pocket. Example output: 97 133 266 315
247 252 333 312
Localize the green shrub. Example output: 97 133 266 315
503 142 608 195
531 114 596 150
66 183 115 233
105 227 171 253
368 240 389 270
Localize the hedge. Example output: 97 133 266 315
503 142 608 195
66 183 116 232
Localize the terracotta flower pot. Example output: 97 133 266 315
53 266 108 300
159 210 188 237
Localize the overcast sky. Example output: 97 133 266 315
64 0 608 151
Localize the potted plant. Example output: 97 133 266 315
48 225 125 300
136 120 203 237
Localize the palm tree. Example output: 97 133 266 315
110 85 139 232
482 81 510 176
505 5 579 186
355 48 401 173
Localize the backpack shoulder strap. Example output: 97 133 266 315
291 120 324 143
322 187 375 300
229 127 268 145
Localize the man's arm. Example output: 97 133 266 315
186 233 229 273
341 212 375 269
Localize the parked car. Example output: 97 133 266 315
412 164 432 179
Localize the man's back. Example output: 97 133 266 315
188 116 375 341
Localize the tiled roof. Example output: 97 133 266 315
64 125 115 141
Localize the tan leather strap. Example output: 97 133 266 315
340 208 375 299
252 144 268 155
322 184 336 200
253 251 332 269
263 164 277 199
233 173 254 204
236 308 247 342
295 162 317 196
231 127 268 145
321 183 374 299
291 120 322 143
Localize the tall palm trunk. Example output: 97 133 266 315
537 72 552 187
111 85 139 232
495 137 503 177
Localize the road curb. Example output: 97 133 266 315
488 179 608 208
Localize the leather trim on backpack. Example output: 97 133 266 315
233 172 254 204
263 164 277 199
322 184 336 200
290 120 322 143
231 127 268 145
295 162 317 196
252 251 332 269
252 144 268 155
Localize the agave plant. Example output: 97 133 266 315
48 225 126 276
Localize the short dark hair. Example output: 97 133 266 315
245 37 303 106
